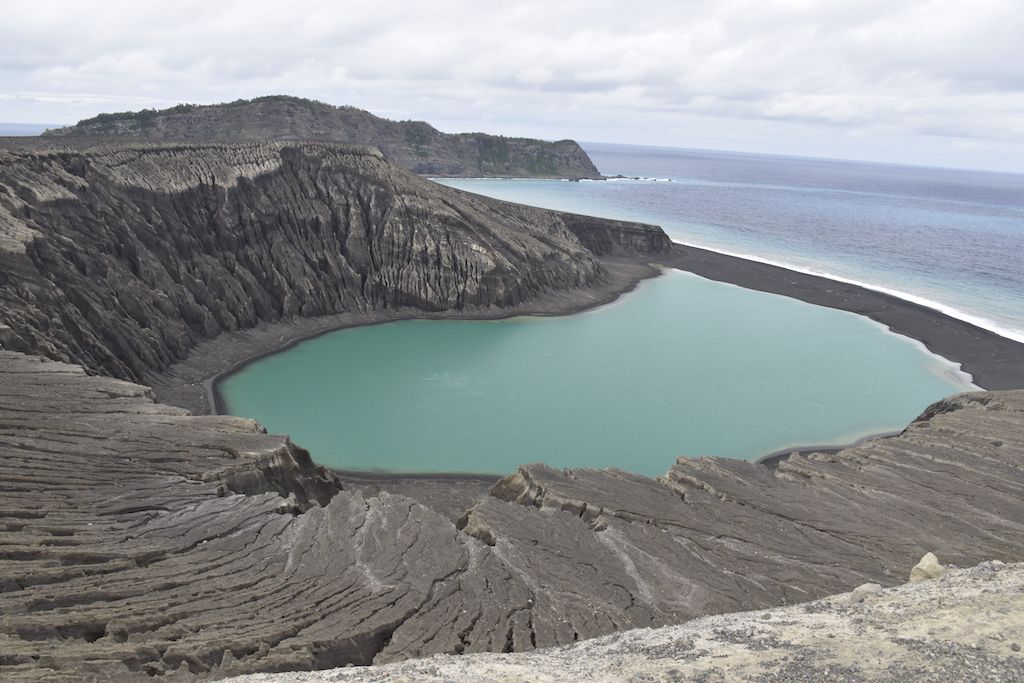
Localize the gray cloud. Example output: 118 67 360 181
1 0 1022 171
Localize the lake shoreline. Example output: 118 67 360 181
149 240 1024 481
148 257 662 416
663 242 1024 391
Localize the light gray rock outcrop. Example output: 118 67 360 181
910 552 947 583
848 583 883 604
225 562 1024 683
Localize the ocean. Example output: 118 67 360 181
440 143 1024 344
0 123 58 136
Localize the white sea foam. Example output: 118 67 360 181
601 176 673 183
433 177 1024 344
674 239 1024 345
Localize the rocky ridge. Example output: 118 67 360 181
0 349 1022 680
41 96 603 179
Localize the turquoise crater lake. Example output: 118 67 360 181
218 270 975 478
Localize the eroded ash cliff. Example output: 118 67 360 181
0 139 666 383
41 96 603 179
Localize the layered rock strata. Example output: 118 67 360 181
0 349 1021 680
41 96 603 179
0 140 667 384
227 562 1024 683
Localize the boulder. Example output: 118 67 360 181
909 552 946 583
848 583 883 604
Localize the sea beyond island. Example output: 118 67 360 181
444 142 1024 344
216 143 1020 477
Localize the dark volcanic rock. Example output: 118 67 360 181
0 140 668 383
1 349 1022 680
42 96 603 179
1 131 1021 682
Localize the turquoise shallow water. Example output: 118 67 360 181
219 270 974 477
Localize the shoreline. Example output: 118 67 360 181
150 241 1024 480
662 243 1024 391
672 240 1024 345
754 429 904 469
148 258 661 416
205 260 660 416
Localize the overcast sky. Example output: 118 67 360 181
2 0 1022 172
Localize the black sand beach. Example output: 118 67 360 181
148 238 1024 482
149 258 660 415
167 241 1024 415
664 243 1024 391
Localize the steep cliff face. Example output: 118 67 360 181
42 96 603 179
0 140 668 383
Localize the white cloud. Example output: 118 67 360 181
1 0 1022 170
